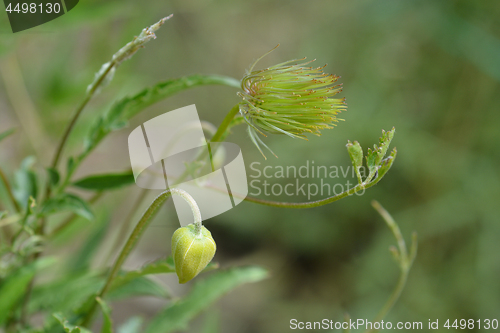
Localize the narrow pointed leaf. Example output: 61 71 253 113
47 167 60 188
13 156 38 209
372 148 397 183
108 276 169 300
81 74 240 160
0 258 55 325
145 266 268 333
96 297 113 333
73 171 134 190
110 256 218 291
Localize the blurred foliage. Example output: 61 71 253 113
1 0 500 332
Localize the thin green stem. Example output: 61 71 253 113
242 180 381 209
175 188 202 235
42 62 113 238
365 201 417 333
371 200 408 262
11 207 31 246
210 104 241 142
81 188 201 327
367 269 409 333
50 65 113 170
0 166 21 213
103 188 149 265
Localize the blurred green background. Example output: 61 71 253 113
1 0 500 332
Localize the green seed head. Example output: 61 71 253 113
171 224 216 284
238 45 347 158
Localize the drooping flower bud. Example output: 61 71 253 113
238 45 347 158
171 224 216 284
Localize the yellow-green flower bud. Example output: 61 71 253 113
171 224 216 284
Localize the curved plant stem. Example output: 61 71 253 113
102 120 221 264
365 201 417 333
81 188 201 327
242 180 379 209
367 268 409 333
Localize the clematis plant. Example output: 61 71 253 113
0 16 409 333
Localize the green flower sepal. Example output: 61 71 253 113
171 224 216 284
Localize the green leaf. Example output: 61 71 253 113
108 276 169 300
0 258 55 325
346 140 364 183
47 167 61 188
81 74 240 161
110 258 174 290
0 266 36 324
202 310 220 333
73 171 134 190
346 140 363 168
110 256 218 291
118 317 143 333
96 297 113 333
144 266 268 333
41 193 94 220
53 313 81 333
67 156 77 177
372 148 397 183
375 127 395 166
13 156 38 209
53 312 92 333
0 128 15 143
366 127 396 177
29 271 103 314
69 215 110 272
